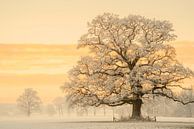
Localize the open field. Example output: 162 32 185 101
0 119 194 129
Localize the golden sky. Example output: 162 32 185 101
0 0 194 44
0 0 194 103
0 42 194 103
0 44 89 103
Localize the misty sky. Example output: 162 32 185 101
0 0 194 44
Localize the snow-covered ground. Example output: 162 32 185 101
157 117 194 123
0 119 194 129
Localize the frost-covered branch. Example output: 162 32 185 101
63 13 194 111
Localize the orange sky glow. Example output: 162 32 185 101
0 42 194 103
0 44 89 103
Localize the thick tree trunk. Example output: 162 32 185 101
131 98 142 119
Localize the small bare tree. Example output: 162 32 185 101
17 88 42 117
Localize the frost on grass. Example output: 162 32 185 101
0 121 193 129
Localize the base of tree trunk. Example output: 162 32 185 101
130 116 143 120
130 116 155 121
115 116 156 122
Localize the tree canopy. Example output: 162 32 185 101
62 13 194 119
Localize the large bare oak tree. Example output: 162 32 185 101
62 13 194 119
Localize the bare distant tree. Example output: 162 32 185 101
53 97 65 116
17 88 42 117
46 104 56 116
102 105 106 116
62 13 194 120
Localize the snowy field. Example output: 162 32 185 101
0 119 194 129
